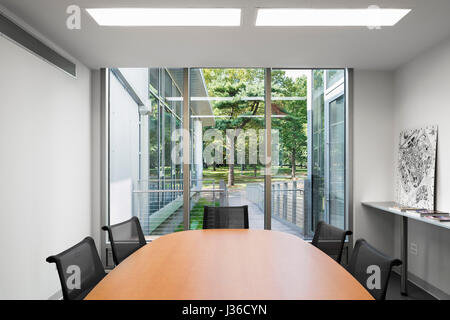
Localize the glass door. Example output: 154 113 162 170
188 68 266 230
308 69 346 236
325 82 345 229
270 69 308 238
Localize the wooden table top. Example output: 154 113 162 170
86 229 373 300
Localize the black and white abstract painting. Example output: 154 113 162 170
396 125 437 210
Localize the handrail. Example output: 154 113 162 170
136 179 217 182
133 189 225 193
246 181 305 229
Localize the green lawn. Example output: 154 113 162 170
202 166 306 189
175 198 219 232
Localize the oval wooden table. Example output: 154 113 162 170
86 229 373 300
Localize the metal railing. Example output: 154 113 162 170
246 180 305 230
132 179 228 235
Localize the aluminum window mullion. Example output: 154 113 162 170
182 68 190 230
100 68 110 265
164 68 183 95
324 86 330 224
305 70 313 237
345 69 354 242
264 68 272 230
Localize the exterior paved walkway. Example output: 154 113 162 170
228 189 303 238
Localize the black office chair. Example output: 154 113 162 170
203 205 249 229
46 237 106 300
102 216 147 266
347 239 402 300
311 221 353 263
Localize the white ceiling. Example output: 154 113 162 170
1 0 450 70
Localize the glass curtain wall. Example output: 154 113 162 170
326 71 346 229
310 69 346 234
109 68 185 239
108 67 347 240
270 69 308 237
188 68 266 230
311 70 326 232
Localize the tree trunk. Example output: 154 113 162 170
241 164 246 176
253 164 257 177
291 149 296 178
228 164 235 186
213 162 216 171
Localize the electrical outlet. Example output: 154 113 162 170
410 242 418 256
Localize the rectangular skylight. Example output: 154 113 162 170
255 8 411 26
86 8 241 26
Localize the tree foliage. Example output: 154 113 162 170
202 69 308 183
272 70 308 175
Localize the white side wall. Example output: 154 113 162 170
0 36 92 299
392 37 450 296
353 37 450 297
108 68 154 229
353 70 396 256
109 74 139 225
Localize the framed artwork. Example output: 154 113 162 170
396 125 437 210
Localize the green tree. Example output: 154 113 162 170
203 69 265 186
271 71 307 177
202 69 308 184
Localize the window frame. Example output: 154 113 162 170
324 78 346 229
100 68 353 265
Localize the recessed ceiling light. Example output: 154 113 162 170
255 8 411 26
86 8 241 26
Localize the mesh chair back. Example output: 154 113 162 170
311 221 352 263
46 237 105 300
347 239 402 300
203 205 249 229
102 216 146 265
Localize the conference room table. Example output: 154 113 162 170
86 229 373 300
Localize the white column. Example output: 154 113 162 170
193 119 203 189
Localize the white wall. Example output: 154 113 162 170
109 74 140 225
353 37 450 298
109 68 153 228
392 36 450 296
0 35 92 299
353 70 396 256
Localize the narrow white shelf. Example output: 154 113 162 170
362 201 450 230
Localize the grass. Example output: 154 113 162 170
202 166 306 190
175 198 220 232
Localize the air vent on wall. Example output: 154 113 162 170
0 11 77 77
